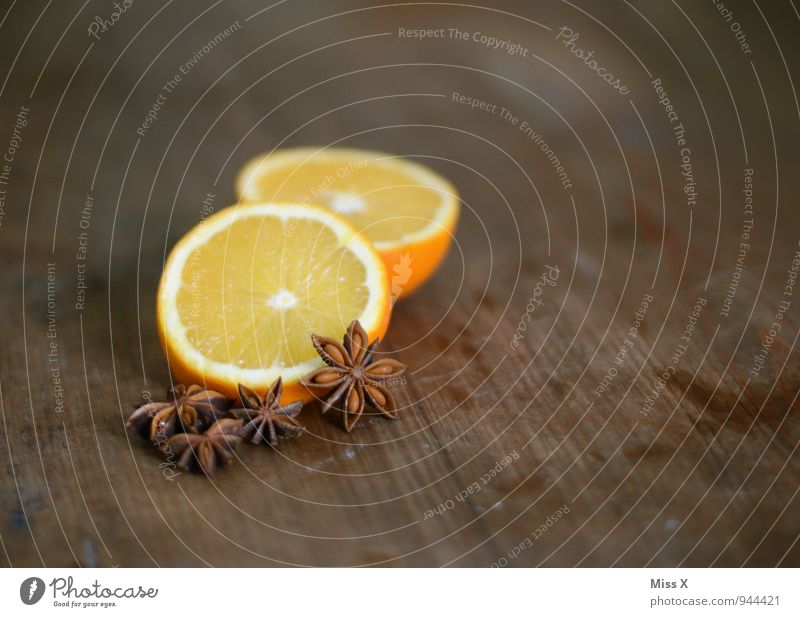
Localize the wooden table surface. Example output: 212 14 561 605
1 0 799 567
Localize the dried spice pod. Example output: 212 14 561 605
166 418 243 475
126 384 230 443
302 319 406 432
230 379 304 446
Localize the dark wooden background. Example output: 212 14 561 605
1 0 799 567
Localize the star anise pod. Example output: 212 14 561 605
166 418 243 475
302 319 406 432
230 379 304 446
126 384 230 444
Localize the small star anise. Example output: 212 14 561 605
126 384 230 444
166 418 243 475
230 379 304 446
302 319 406 432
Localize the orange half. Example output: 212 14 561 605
236 147 460 299
157 202 391 401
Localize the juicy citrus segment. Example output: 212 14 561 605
174 218 368 368
236 148 460 298
157 202 390 401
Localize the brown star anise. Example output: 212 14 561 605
302 319 406 432
166 418 243 475
230 379 304 445
126 384 230 444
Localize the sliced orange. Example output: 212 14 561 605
235 147 460 299
156 202 391 402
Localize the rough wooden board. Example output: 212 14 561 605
0 0 798 566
